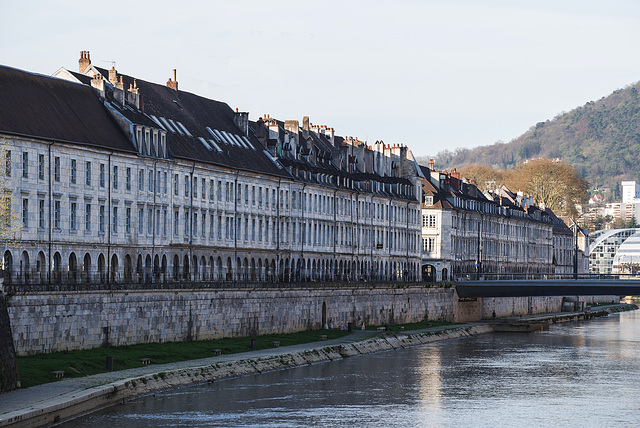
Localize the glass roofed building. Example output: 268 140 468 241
589 228 640 274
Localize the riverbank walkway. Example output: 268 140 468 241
0 324 469 424
0 306 632 427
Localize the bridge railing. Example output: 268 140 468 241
454 273 640 281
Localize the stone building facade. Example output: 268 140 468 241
419 164 578 281
0 52 422 285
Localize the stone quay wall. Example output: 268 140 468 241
7 286 457 356
6 285 616 356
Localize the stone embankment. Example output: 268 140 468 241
0 325 491 428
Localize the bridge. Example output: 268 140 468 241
455 277 640 298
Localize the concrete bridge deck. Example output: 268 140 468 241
455 279 640 298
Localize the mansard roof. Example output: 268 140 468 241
70 66 289 178
0 66 134 152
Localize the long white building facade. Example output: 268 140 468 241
419 164 581 281
0 52 422 285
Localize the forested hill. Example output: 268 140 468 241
422 80 640 193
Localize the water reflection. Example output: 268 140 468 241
64 311 640 427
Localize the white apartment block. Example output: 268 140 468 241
0 52 422 285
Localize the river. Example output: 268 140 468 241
63 310 640 427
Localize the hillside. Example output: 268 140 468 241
421 81 640 196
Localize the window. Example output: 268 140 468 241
22 152 28 178
148 170 154 192
156 210 160 235
126 167 131 191
112 207 118 233
209 214 214 238
163 209 167 236
147 209 153 234
193 177 198 199
174 174 179 196
85 204 91 231
184 209 190 236
138 169 144 191
174 210 179 236
138 208 144 234
217 180 222 201
99 205 105 233
85 162 92 186
70 202 77 230
5 150 11 177
202 178 206 200
125 207 131 234
54 200 61 229
217 215 222 239
70 159 77 184
38 154 45 180
163 172 168 194
185 175 190 197
22 198 28 227
252 186 256 205
244 184 249 205
422 214 436 228
112 166 118 189
423 237 435 252
53 157 60 180
38 199 45 229
99 163 105 187
209 179 214 201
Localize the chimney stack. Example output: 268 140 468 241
429 159 434 170
79 50 91 73
167 69 178 91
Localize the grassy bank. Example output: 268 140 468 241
17 329 349 389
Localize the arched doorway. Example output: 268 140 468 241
52 252 62 283
145 255 152 283
183 255 190 280
173 254 180 280
441 267 448 282
68 253 77 283
97 253 105 283
154 255 160 282
20 251 30 283
136 255 143 283
161 255 167 282
124 255 132 282
37 251 46 284
83 253 91 283
250 258 256 281
111 254 118 283
422 264 436 282
2 250 13 284
226 257 233 281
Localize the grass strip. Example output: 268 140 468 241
17 329 349 389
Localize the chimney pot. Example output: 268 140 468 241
173 69 177 82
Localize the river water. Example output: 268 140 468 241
64 310 640 427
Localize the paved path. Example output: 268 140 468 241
0 329 380 418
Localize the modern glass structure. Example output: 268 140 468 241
589 228 640 274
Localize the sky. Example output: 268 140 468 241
2 0 640 158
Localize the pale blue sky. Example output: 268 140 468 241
2 0 639 158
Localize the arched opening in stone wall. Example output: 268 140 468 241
37 251 46 284
145 254 152 283
97 253 105 283
111 254 118 283
83 253 91 283
173 254 180 280
20 251 30 283
124 254 132 282
183 255 190 280
68 252 77 284
161 255 167 281
442 267 448 282
422 264 436 282
154 255 160 282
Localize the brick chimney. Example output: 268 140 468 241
166 69 178 91
79 51 91 73
302 116 309 139
429 159 435 170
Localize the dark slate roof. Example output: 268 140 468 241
86 67 289 178
0 65 134 152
